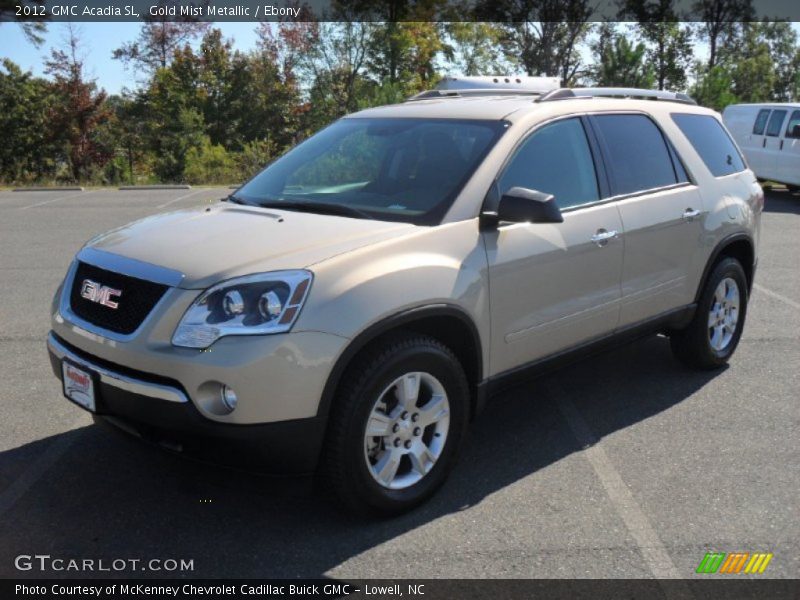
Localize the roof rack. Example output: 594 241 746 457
538 87 697 105
406 75 561 102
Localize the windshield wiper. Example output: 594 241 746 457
257 200 371 220
225 193 247 205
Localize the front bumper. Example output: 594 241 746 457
48 332 327 473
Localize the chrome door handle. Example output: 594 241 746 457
683 208 701 220
591 229 618 246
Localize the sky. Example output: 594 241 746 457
0 22 262 94
1 21 799 95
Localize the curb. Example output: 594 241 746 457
119 185 192 190
13 187 84 192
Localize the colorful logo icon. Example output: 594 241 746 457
696 552 773 574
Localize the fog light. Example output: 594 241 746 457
221 385 238 411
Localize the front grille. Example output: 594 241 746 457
69 261 168 335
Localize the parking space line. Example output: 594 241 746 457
0 415 89 520
19 190 95 210
548 379 690 587
754 284 800 310
156 189 209 209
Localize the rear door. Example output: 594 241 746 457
483 116 624 375
589 113 703 326
777 109 800 186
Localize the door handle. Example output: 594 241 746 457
683 208 701 220
591 229 618 246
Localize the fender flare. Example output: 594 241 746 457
695 232 755 302
316 303 484 419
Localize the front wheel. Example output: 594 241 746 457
670 257 748 370
319 334 470 515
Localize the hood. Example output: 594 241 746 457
86 204 415 289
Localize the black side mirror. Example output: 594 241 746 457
489 187 563 225
792 124 800 138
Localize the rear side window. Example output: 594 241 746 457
766 110 787 136
671 114 745 177
498 118 599 210
785 110 800 139
592 114 678 196
753 109 771 135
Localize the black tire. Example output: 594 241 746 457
318 333 470 516
670 257 748 370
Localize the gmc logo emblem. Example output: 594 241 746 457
80 279 122 309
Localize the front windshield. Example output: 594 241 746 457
235 118 507 225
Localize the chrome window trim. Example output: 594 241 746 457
48 332 188 404
560 182 696 215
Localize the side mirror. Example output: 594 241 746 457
792 124 800 138
490 187 563 225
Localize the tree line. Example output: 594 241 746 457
1 3 799 185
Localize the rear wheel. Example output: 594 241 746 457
670 257 748 369
319 333 470 515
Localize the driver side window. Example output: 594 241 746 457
498 118 600 210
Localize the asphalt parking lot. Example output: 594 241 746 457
0 186 797 580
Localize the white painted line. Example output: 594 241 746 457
754 283 800 310
19 190 94 210
548 379 690 588
0 415 90 519
156 189 209 209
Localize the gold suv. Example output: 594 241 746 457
48 78 762 514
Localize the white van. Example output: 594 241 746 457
723 103 800 190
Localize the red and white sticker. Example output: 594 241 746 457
62 362 96 412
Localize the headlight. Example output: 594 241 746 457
171 270 312 348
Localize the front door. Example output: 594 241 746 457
484 117 624 375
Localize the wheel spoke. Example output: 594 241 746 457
373 448 402 486
397 373 421 409
710 324 724 350
707 310 718 327
365 411 393 437
408 441 436 475
725 282 738 304
417 394 449 427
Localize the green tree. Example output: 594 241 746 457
591 23 655 88
184 137 236 184
442 22 508 76
693 0 754 68
143 66 206 182
620 0 694 91
112 16 209 74
0 59 57 182
478 0 595 85
691 64 738 110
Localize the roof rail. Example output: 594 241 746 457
538 88 697 105
406 88 545 102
